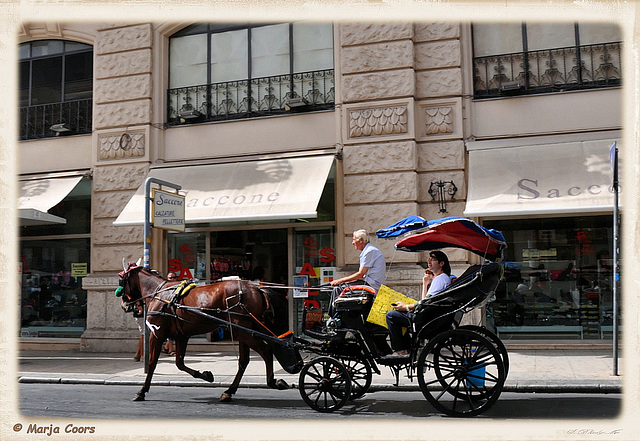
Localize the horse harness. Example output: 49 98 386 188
121 267 281 339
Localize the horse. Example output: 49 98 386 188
116 260 302 403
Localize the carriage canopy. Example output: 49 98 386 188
376 216 506 262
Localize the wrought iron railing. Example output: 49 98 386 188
19 99 93 140
167 69 335 125
473 42 622 98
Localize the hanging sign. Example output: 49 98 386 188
152 188 185 232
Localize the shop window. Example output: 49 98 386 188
484 216 617 340
20 238 89 338
19 40 93 140
167 22 334 125
472 22 622 98
292 229 336 335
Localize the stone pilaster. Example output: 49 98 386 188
82 23 154 351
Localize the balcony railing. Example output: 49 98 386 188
19 99 93 141
473 42 622 98
167 69 335 125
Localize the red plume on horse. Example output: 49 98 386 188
116 259 301 402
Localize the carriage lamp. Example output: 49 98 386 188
428 180 458 213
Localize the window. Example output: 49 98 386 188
19 178 92 338
19 40 93 140
168 22 334 125
472 23 622 98
484 216 617 340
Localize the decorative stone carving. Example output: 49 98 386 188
416 97 463 142
425 106 454 135
99 132 145 160
348 106 408 138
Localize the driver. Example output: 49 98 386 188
385 250 451 357
328 229 386 315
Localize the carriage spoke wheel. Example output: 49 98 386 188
459 325 510 376
298 357 352 413
417 329 505 417
336 357 372 400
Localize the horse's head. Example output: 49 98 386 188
116 258 144 316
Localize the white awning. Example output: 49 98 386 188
464 138 619 218
18 175 84 226
114 155 335 226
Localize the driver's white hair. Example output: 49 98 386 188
353 229 369 243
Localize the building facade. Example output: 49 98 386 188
17 21 621 351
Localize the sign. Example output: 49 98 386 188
321 267 336 285
293 275 309 299
152 188 185 232
366 285 417 329
71 263 88 277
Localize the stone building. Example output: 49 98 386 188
17 21 621 351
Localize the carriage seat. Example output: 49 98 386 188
333 285 376 312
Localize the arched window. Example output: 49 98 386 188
472 22 622 98
167 22 334 124
19 40 93 140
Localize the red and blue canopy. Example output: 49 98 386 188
376 216 506 262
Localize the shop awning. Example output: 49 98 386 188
464 138 619 218
114 155 335 226
18 175 84 226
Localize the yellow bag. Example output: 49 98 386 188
366 285 418 329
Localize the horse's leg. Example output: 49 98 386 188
220 340 250 402
133 333 163 401
173 336 214 383
250 339 289 390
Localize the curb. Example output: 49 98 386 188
18 376 622 394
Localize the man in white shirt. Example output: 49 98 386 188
328 229 386 315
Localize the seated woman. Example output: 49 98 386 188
385 250 451 357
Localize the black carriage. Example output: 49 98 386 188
295 216 509 417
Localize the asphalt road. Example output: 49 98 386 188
18 383 621 420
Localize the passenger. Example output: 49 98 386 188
328 229 386 315
385 250 451 356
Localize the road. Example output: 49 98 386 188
18 383 621 420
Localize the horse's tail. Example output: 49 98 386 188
261 287 289 335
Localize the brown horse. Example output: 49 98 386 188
117 261 302 402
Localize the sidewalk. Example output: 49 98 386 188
18 344 622 393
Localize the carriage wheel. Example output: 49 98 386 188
337 357 372 400
298 357 352 413
459 325 510 376
417 329 505 417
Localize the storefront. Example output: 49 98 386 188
114 154 336 335
18 174 91 338
465 134 620 340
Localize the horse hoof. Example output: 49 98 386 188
219 393 232 403
275 379 290 390
132 394 145 402
202 371 214 383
